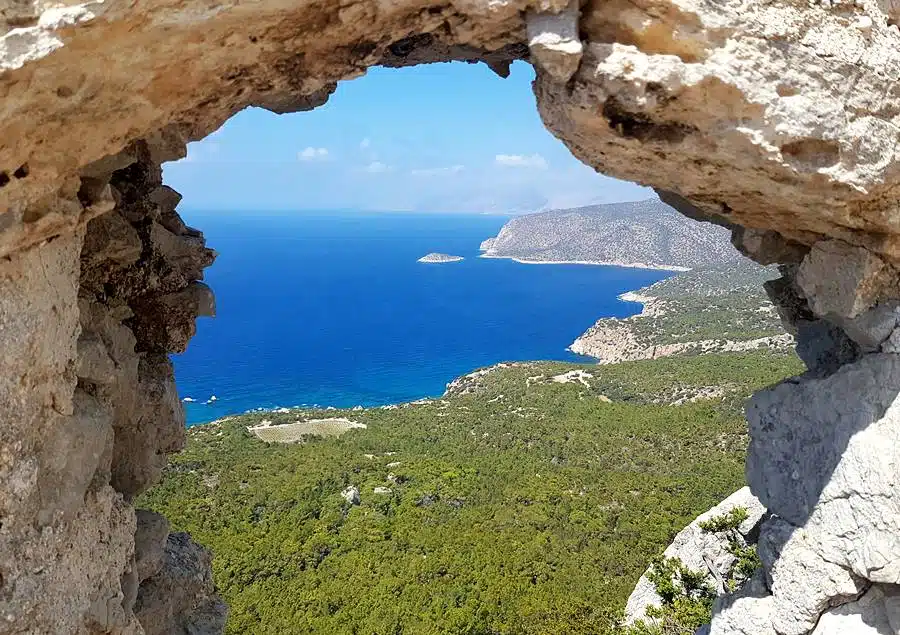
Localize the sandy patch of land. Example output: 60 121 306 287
249 417 366 443
551 369 594 388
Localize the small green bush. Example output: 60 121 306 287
620 556 715 635
698 507 748 533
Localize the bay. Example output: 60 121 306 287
174 210 670 425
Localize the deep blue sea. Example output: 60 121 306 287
174 211 670 425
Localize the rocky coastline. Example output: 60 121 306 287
570 263 794 364
478 252 690 272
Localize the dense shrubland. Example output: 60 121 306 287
141 350 802 634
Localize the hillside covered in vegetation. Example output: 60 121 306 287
571 262 793 363
479 199 741 269
141 350 802 634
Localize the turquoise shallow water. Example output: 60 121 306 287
173 210 670 425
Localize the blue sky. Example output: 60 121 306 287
163 61 652 213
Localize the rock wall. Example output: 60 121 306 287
5 0 900 633
710 248 900 635
622 241 900 634
0 136 221 633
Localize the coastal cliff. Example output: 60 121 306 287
480 199 740 270
571 263 794 364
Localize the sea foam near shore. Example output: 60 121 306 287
478 252 690 272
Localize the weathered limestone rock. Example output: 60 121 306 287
811 584 900 635
747 354 900 536
135 532 227 635
341 485 361 505
793 319 860 377
80 210 142 272
796 240 898 319
526 1 582 82
626 487 766 625
702 261 900 634
709 571 776 635
0 128 217 631
731 229 809 267
0 232 142 634
130 282 216 354
135 510 171 581
756 516 865 635
110 353 184 499
37 388 114 526
835 301 900 352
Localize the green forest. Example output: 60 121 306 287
140 350 802 634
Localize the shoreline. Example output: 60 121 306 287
615 291 660 318
478 252 691 272
185 265 684 428
185 285 664 427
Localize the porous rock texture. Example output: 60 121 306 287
5 0 900 633
625 487 766 625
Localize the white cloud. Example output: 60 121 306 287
410 165 465 177
364 161 393 173
360 138 371 150
298 147 329 161
495 153 549 169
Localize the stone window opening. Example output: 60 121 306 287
4 1 900 633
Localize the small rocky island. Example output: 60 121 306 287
417 252 464 263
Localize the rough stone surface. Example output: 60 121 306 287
135 532 228 635
341 485 361 506
735 353 900 634
709 570 776 635
836 301 900 352
626 487 766 625
794 319 861 377
812 583 900 635
527 1 582 82
796 240 898 319
0 133 219 631
756 516 865 635
747 354 900 534
731 229 808 267
0 231 143 634
135 510 171 581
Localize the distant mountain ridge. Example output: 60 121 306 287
480 198 742 270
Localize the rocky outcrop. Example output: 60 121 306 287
625 487 767 625
572 329 795 364
704 249 900 634
417 252 464 263
6 0 900 633
0 135 221 633
743 354 900 635
134 532 227 635
812 584 900 635
571 262 793 363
